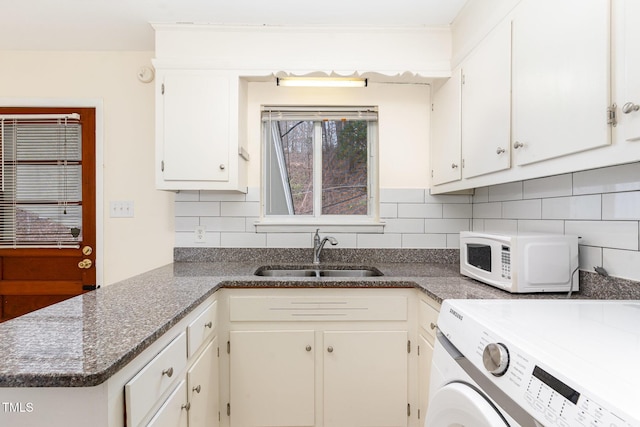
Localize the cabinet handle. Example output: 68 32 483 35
430 322 437 330
204 321 213 329
181 402 191 411
219 164 226 170
496 147 505 155
161 367 174 378
513 141 524 149
193 385 201 394
327 346 334 353
622 102 640 114
451 163 458 169
306 345 312 352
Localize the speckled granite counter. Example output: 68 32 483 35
1 256 638 388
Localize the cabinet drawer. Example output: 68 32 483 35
419 297 440 342
125 332 187 426
230 295 407 322
187 300 217 357
147 380 188 427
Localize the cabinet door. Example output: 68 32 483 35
417 333 434 423
431 69 462 185
323 331 408 427
619 0 640 142
462 20 511 178
512 0 611 165
159 70 230 183
230 330 315 427
187 338 219 427
147 380 189 427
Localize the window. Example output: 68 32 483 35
0 114 83 248
261 106 379 228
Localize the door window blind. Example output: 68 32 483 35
0 114 82 248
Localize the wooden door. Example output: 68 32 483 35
0 107 96 321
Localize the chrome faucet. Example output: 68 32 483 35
313 229 338 264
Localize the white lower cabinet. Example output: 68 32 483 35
416 296 440 424
147 380 189 427
223 289 415 427
188 338 220 427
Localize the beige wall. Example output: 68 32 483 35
0 51 174 285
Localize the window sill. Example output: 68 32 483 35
254 219 385 234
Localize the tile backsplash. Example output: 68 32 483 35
174 188 472 250
472 162 640 282
174 162 640 282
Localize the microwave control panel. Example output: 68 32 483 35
501 245 511 279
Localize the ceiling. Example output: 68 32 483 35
1 0 468 51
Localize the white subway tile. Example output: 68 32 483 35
221 232 267 248
542 195 601 220
603 248 640 282
380 188 424 203
488 181 523 202
398 203 442 219
473 187 489 203
523 174 572 199
175 191 199 202
201 217 247 232
578 245 603 273
175 216 199 232
380 203 398 219
384 218 425 234
175 201 220 217
472 202 502 219
220 201 260 217
602 191 640 220
200 191 246 202
266 233 310 248
446 234 461 248
517 220 565 234
175 231 221 248
330 233 358 248
472 219 485 231
443 204 472 219
483 219 518 234
425 219 471 234
425 192 472 204
402 234 447 248
245 217 260 232
356 233 402 248
502 199 541 219
565 221 639 250
245 187 261 202
573 163 640 195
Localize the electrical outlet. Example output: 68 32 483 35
194 226 206 243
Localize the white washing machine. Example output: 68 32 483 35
425 299 640 427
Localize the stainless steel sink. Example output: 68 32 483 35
255 267 383 277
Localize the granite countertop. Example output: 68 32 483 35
0 259 636 388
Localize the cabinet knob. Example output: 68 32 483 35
327 346 334 353
161 367 174 378
181 402 191 411
622 102 640 114
430 322 437 330
513 141 524 149
306 345 312 352
496 147 505 155
219 164 226 170
193 385 201 394
451 163 458 169
204 321 213 329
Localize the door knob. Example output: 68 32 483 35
78 259 93 269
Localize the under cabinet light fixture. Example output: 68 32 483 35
276 77 368 88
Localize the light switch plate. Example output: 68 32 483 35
110 201 134 218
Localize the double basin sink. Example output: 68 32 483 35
255 266 383 278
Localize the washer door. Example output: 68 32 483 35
425 382 510 427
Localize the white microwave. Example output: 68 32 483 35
459 231 579 293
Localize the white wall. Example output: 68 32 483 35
0 51 174 285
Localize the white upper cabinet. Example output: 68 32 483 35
431 68 462 186
511 0 611 166
155 69 249 192
461 19 512 179
618 0 640 143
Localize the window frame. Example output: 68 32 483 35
256 106 383 233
